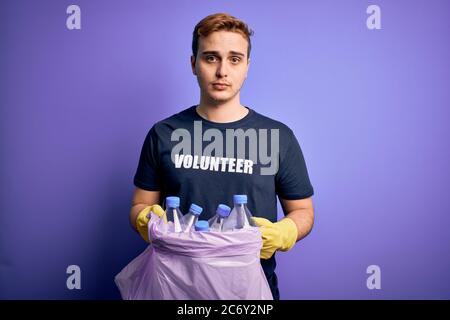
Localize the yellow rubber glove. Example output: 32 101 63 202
252 217 298 259
136 204 166 243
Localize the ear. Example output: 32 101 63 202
245 58 251 78
191 55 197 75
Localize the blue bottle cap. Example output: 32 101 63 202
166 196 180 208
189 203 203 216
194 220 209 232
233 194 247 204
217 204 231 218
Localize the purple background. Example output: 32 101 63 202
1 0 449 299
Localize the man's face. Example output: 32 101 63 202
191 31 250 104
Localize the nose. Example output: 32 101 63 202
216 61 228 78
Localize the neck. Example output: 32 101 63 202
196 93 248 123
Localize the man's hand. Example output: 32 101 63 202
252 217 298 259
136 204 166 243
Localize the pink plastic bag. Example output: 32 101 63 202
115 213 273 300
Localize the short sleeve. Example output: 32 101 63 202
275 129 314 200
133 126 161 191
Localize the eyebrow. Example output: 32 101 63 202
201 51 245 57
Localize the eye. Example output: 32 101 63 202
206 55 217 62
230 56 241 64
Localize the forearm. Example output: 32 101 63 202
285 208 314 242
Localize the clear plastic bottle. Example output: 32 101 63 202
182 203 203 232
208 204 231 232
194 220 209 232
164 196 184 232
222 195 256 231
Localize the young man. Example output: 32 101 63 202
129 13 314 300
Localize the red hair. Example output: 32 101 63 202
192 13 254 60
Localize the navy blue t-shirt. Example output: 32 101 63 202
134 105 314 299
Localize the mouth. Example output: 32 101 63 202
212 83 230 90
